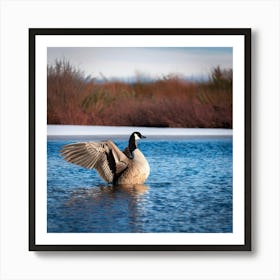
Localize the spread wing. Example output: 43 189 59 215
60 140 129 183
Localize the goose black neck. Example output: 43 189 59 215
129 135 137 152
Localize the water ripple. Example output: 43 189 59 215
47 137 232 233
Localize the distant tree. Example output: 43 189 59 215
209 66 232 91
47 59 89 124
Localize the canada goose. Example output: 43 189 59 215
61 132 150 185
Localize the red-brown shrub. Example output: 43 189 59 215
47 61 232 128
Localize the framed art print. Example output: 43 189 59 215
29 28 251 251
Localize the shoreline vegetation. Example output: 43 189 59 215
47 60 232 128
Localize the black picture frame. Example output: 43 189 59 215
29 28 251 251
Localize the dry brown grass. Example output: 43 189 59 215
47 60 232 128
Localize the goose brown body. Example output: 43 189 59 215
60 132 150 185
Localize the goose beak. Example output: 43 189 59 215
141 135 147 139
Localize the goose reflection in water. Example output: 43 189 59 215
62 184 149 233
67 184 148 205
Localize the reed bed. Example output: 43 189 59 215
47 60 232 128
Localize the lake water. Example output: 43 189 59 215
47 135 232 233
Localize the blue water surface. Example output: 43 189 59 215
47 136 232 233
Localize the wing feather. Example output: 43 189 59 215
60 141 129 183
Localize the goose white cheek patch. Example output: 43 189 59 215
134 134 140 140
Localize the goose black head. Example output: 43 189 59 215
132 131 146 140
129 132 146 152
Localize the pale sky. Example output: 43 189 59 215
47 47 232 81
